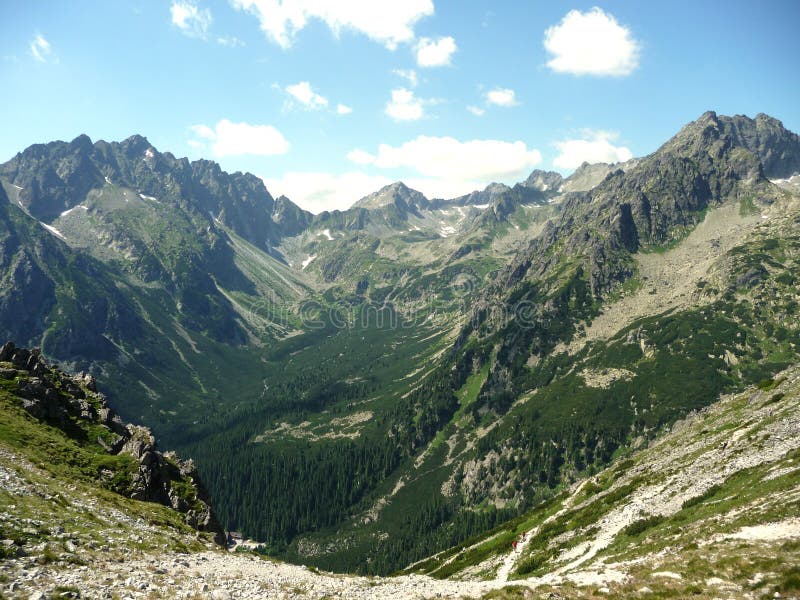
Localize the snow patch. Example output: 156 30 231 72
139 193 159 203
104 176 112 184
40 222 66 241
473 204 490 210
439 225 456 238
144 148 155 159
60 205 88 217
301 254 317 269
318 229 334 241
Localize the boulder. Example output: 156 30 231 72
0 341 15 362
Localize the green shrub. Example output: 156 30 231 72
623 515 664 536
681 484 722 509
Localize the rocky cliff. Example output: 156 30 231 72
0 341 225 545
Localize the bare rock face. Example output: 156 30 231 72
0 341 226 546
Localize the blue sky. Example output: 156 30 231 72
1 1 799 212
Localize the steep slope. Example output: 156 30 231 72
407 361 800 599
0 342 225 571
285 112 800 574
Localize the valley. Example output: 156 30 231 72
1 111 799 596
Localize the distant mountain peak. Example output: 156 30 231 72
353 181 429 210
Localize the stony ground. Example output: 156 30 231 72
2 550 503 599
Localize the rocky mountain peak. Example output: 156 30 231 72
523 169 563 191
354 181 430 211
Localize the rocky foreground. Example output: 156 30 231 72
2 550 505 599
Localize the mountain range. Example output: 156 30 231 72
1 110 799 581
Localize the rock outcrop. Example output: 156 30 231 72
0 341 225 545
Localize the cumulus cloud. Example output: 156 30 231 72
170 0 212 38
415 36 457 67
385 88 424 121
346 149 375 165
392 68 418 87
544 7 640 76
285 81 329 110
553 130 633 169
486 88 518 107
189 119 289 157
30 34 53 63
348 136 542 181
231 0 434 49
466 105 485 117
336 103 353 115
262 171 393 213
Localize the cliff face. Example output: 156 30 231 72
0 341 225 545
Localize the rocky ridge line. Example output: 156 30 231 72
0 341 225 545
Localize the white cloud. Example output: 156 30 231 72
268 136 543 212
486 88 518 107
392 68 418 87
285 81 329 110
30 34 52 63
189 119 290 157
544 7 640 76
553 130 633 169
346 149 375 165
349 135 542 181
170 1 212 38
336 103 353 115
217 35 245 47
262 171 393 213
385 88 424 121
466 105 485 117
231 0 434 50
415 36 456 67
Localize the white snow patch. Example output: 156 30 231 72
144 148 155 159
473 203 490 210
408 225 422 232
104 176 112 184
318 229 334 241
40 222 66 241
12 184 23 190
139 193 159 203
439 226 456 238
301 254 317 269
542 184 549 191
60 205 88 217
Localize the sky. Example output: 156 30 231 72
1 1 799 213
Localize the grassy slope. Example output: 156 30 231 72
408 363 800 600
0 370 217 573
